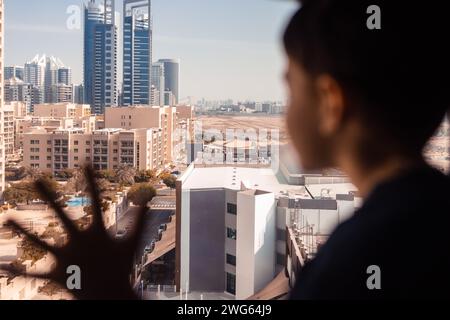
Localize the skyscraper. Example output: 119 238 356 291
4 66 24 81
24 54 46 88
0 0 5 196
151 61 164 106
73 84 85 104
4 78 43 114
84 0 118 114
157 59 180 105
58 67 72 86
123 0 152 106
44 56 65 103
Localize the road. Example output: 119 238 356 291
113 206 174 265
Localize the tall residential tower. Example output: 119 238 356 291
84 0 118 114
122 0 152 106
157 59 180 105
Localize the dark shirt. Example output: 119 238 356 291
290 165 450 299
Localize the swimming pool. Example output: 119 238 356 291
66 197 91 207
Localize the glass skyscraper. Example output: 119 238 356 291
157 59 180 105
151 61 164 106
84 0 117 114
123 0 152 106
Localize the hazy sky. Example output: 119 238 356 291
4 0 298 102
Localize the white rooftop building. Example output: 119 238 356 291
175 163 360 300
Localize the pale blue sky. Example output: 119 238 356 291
4 0 298 101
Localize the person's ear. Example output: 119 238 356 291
315 75 346 136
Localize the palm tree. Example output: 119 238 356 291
115 165 136 186
23 166 42 182
67 168 88 194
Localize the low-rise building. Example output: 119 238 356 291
175 163 360 299
22 127 164 175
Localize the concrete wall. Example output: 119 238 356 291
236 190 276 300
188 189 226 292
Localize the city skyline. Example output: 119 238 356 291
4 0 297 102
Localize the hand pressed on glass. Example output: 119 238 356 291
1 166 147 300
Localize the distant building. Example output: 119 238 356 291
14 103 96 150
24 55 46 88
3 104 16 156
4 77 44 114
4 66 24 81
23 127 164 175
73 84 84 104
105 105 179 162
33 103 91 118
151 61 165 106
57 67 72 86
164 90 176 106
157 59 180 105
123 0 153 106
84 0 118 114
51 84 73 103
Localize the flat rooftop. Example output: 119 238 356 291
182 166 310 199
181 165 358 200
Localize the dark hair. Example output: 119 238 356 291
284 0 450 156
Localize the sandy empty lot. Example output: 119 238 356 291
196 115 290 143
197 115 449 171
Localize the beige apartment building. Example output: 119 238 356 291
21 104 195 175
23 127 164 175
105 105 194 162
14 103 97 150
33 103 91 118
5 101 27 117
3 105 15 156
0 0 5 195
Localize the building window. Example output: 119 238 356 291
276 253 285 266
74 141 79 146
227 228 237 240
227 203 237 215
226 273 236 295
226 254 236 267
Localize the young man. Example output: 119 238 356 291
284 0 450 299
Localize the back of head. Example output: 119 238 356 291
284 0 450 154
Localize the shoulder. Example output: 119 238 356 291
291 168 450 299
290 216 381 300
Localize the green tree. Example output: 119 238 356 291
116 165 137 186
163 175 177 189
57 169 75 180
23 166 43 181
67 168 88 194
96 170 116 183
127 183 156 206
4 176 59 205
135 169 158 183
3 182 35 205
